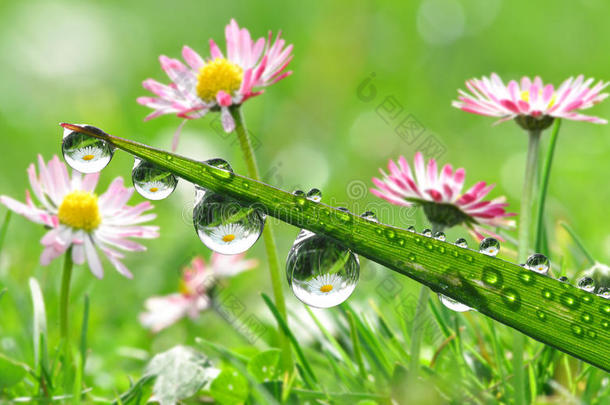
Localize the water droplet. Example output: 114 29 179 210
525 253 550 275
558 276 569 283
536 309 547 321
360 211 378 222
577 277 595 293
397 238 405 246
193 187 265 255
571 324 583 337
385 229 396 239
438 294 471 312
454 238 468 248
587 330 597 339
602 320 610 329
519 272 534 285
542 289 554 300
62 128 114 173
581 313 593 323
286 231 359 308
599 304 610 316
293 189 305 197
132 159 178 200
598 288 610 299
502 288 521 310
482 267 503 287
479 238 500 257
422 229 432 237
407 226 416 233
205 158 233 180
206 158 233 172
242 181 250 189
306 188 322 202
407 253 416 262
434 232 446 241
560 293 580 309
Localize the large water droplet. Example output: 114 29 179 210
438 294 472 312
306 188 322 202
577 277 595 293
422 228 432 237
193 187 265 255
454 238 468 248
479 238 500 257
434 232 446 241
62 127 114 173
525 253 550 275
286 231 359 308
132 159 178 200
206 158 233 172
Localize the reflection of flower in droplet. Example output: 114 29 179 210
306 274 345 295
73 146 103 163
210 223 247 245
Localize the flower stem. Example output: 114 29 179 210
514 128 542 405
229 106 293 372
408 223 443 384
60 247 73 354
534 119 561 253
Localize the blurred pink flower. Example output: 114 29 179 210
371 152 515 239
137 18 293 142
0 155 159 278
453 73 608 126
139 253 258 333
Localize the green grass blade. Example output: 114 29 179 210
560 222 596 265
80 295 90 376
261 293 317 386
0 211 12 260
65 123 610 372
346 311 367 380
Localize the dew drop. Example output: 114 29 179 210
479 237 500 257
306 188 322 202
434 232 446 241
541 289 554 300
205 158 234 180
397 238 405 246
602 320 610 329
422 228 432 237
407 253 417 262
571 324 583 337
518 272 534 285
577 277 595 293
558 276 569 283
132 159 178 200
385 229 396 239
525 253 550 275
360 211 378 222
581 313 593 323
502 288 521 311
193 187 265 255
286 231 359 308
482 267 503 287
407 226 416 233
560 293 580 309
598 288 610 299
438 294 472 312
536 309 547 321
62 127 114 173
292 189 305 196
587 330 597 339
454 238 468 248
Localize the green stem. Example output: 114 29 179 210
60 248 74 351
408 223 443 383
229 106 293 372
514 129 542 405
534 120 561 253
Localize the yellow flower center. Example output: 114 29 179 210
149 187 159 193
82 154 95 161
520 90 556 108
57 191 102 231
196 58 243 102
222 234 236 243
320 284 334 293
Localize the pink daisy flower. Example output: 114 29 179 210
371 152 516 239
0 155 159 278
137 18 293 144
139 253 258 332
453 73 608 129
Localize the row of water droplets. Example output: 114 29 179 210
61 127 358 308
62 127 608 312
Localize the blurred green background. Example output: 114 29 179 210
0 0 609 395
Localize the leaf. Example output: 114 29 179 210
113 375 156 405
29 277 47 366
209 367 249 405
64 123 610 372
247 349 281 383
145 345 217 404
0 353 27 388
